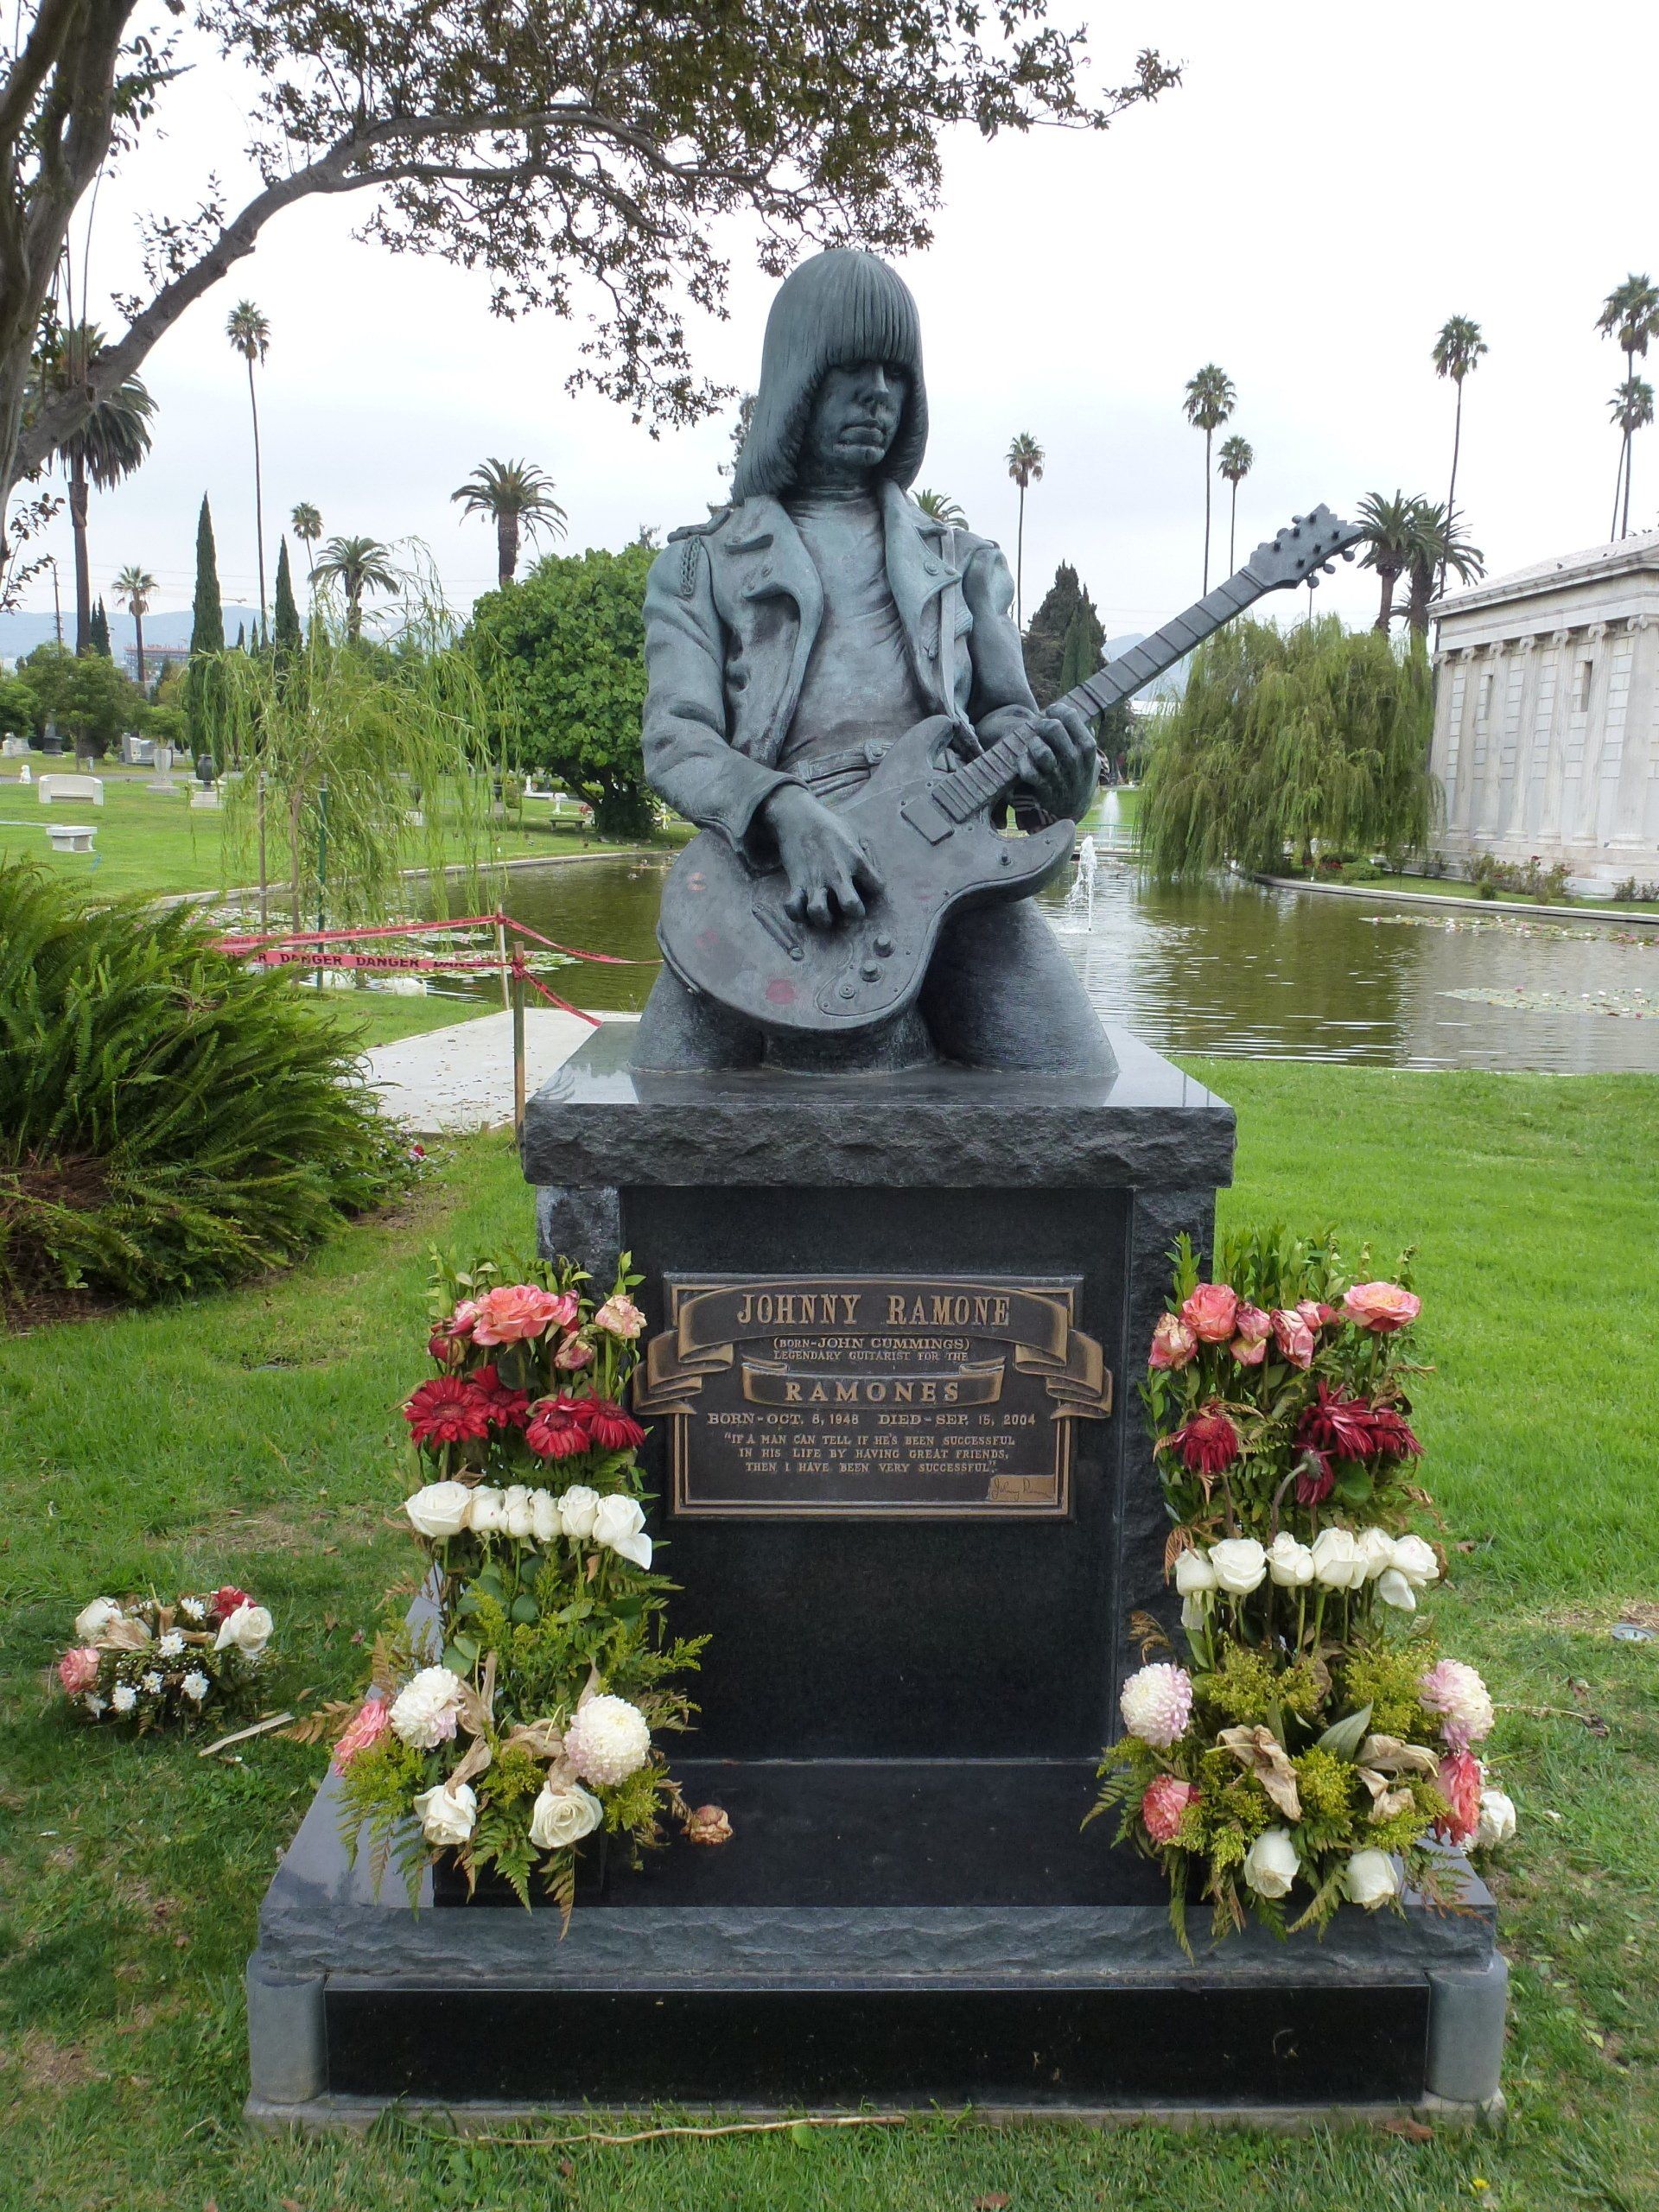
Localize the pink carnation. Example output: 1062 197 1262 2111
1271 1307 1316 1370
554 1334 595 1371
1433 1748 1483 1847
1179 1282 1238 1344
1148 1312 1198 1370
1141 1774 1202 1846
593 1294 646 1340
57 1646 101 1695
331 1696 393 1775
1342 1281 1421 1334
471 1285 579 1345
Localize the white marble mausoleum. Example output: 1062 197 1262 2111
1430 530 1659 888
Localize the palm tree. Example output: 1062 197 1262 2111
290 502 323 580
1005 433 1044 629
1430 315 1487 590
451 457 567 586
1216 435 1253 573
914 488 968 527
312 535 400 641
1402 499 1484 638
226 302 271 634
1609 378 1656 539
112 565 156 688
1183 365 1236 592
30 321 154 653
1357 491 1419 632
1597 275 1659 537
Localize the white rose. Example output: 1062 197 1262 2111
593 1493 652 1569
181 1671 210 1702
405 1481 473 1540
1173 1548 1217 1596
529 1770 606 1850
467 1486 506 1534
1310 1527 1367 1591
390 1664 467 1749
1267 1532 1315 1588
1341 1848 1401 1910
1355 1528 1396 1581
1208 1537 1268 1596
214 1601 273 1657
530 1488 562 1544
563 1693 652 1785
1243 1827 1300 1899
1375 1568 1418 1611
111 1683 137 1713
557 1484 601 1540
1476 1788 1517 1848
158 1630 186 1658
414 1782 477 1847
74 1598 122 1643
503 1484 536 1540
1180 1592 1211 1631
1389 1534 1440 1590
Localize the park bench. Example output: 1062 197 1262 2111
45 823 96 854
38 772 104 807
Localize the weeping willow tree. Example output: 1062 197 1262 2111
1139 615 1438 880
215 556 517 929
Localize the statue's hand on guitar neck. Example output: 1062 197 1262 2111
963 702 1098 821
761 783 886 930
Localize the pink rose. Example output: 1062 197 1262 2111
554 1334 595 1371
1230 1303 1271 1365
1148 1313 1198 1370
1271 1307 1316 1370
331 1696 393 1775
1297 1299 1338 1332
57 1647 101 1695
1141 1773 1202 1846
593 1294 646 1341
1179 1282 1239 1344
471 1285 578 1345
1342 1281 1421 1334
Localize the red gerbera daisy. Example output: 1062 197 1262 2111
524 1394 593 1459
471 1363 532 1432
405 1374 493 1447
584 1396 646 1452
1165 1403 1239 1477
1294 1381 1377 1463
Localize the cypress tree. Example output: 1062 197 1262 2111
235 621 245 651
272 537 302 662
1024 561 1105 706
186 495 226 760
88 597 111 658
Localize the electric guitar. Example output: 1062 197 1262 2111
657 505 1363 1036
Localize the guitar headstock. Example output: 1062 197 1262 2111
1243 505 1364 592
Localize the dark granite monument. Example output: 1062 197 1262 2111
245 252 1504 2124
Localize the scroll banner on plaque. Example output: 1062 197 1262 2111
635 1277 1111 1423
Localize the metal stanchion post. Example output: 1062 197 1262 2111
512 955 526 1141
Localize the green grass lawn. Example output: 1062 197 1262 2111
2 1067 1656 2209
1283 866 1659 920
0 760 658 901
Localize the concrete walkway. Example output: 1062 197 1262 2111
364 1008 637 1132
1253 873 1659 928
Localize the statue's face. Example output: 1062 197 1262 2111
797 360 909 489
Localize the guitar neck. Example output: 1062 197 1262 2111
1058 569 1269 722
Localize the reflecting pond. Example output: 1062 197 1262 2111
480 841 1659 1073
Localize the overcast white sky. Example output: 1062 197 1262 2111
21 3 1659 639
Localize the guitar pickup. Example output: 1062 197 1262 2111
899 793 956 845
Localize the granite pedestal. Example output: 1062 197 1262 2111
245 1022 1508 2123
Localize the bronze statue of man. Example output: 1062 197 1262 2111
635 248 1108 1073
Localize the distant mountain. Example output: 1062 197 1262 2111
0 606 263 663
1103 632 1189 704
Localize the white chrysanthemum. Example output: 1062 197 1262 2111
141 1670 164 1695
390 1664 467 1749
180 1597 206 1622
159 1630 186 1658
562 1693 652 1785
1118 1662 1194 1749
111 1683 137 1713
182 1671 210 1702
84 1692 107 1717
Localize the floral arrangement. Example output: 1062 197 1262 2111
1093 1228 1516 1947
302 1252 709 1916
54 1586 274 1729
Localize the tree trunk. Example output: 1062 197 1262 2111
69 452 91 652
1440 381 1465 595
1202 429 1213 593
346 591 362 642
1014 483 1026 631
247 357 268 635
1375 563 1397 632
134 606 145 689
1228 480 1237 573
498 512 518 587
1623 429 1636 538
1612 436 1627 541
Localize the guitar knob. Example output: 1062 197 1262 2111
873 934 893 957
861 960 880 981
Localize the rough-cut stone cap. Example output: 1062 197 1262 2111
520 1023 1235 1192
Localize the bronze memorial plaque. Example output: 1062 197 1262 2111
635 1274 1110 1518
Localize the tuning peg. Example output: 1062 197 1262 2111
1321 562 1335 575
1308 575 1320 589
1340 548 1356 563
